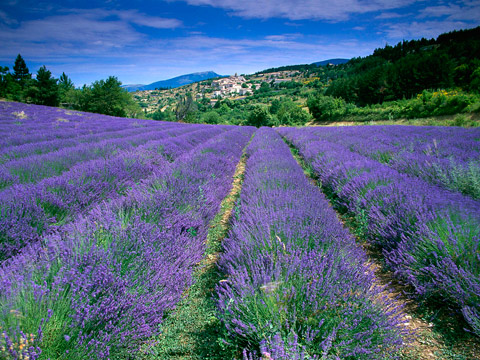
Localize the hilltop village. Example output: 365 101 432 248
132 70 302 115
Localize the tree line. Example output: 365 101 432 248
0 54 141 118
323 26 480 106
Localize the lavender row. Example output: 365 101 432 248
0 102 166 147
0 125 255 359
308 125 480 162
0 101 164 131
0 125 228 260
217 128 407 359
0 122 181 164
278 127 480 337
304 126 480 199
0 124 205 189
0 102 166 148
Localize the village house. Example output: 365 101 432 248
211 74 251 98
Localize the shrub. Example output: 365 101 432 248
307 94 346 121
275 101 311 126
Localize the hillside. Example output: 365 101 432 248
312 58 349 66
132 26 480 127
122 71 223 92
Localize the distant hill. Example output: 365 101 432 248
123 71 223 92
255 59 351 74
312 58 349 66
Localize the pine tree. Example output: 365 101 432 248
58 72 74 90
27 66 59 106
12 54 30 86
0 66 9 97
58 72 75 105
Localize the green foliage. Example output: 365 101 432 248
471 66 480 92
269 99 282 115
12 54 31 87
149 109 176 121
255 82 271 95
245 106 271 127
77 76 141 117
275 100 311 126
0 66 9 98
202 111 220 124
307 93 347 121
329 90 480 124
175 93 197 121
275 80 302 90
216 103 231 115
58 72 73 90
183 111 198 123
26 65 60 106
325 27 480 106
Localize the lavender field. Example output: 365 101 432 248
0 101 479 359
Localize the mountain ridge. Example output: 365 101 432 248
122 71 224 92
312 58 349 66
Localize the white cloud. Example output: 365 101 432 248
0 8 182 61
0 14 141 56
375 12 405 19
0 10 18 25
418 2 480 21
173 0 418 21
264 34 302 41
380 1 480 40
382 20 472 40
113 10 182 29
45 33 379 85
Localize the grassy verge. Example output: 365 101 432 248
139 136 252 360
281 136 480 360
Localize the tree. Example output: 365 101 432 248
269 99 282 114
256 82 270 94
58 72 74 92
58 72 77 107
150 109 176 121
276 101 311 126
202 111 220 124
175 93 197 121
0 66 10 97
471 66 480 92
13 54 30 87
245 106 271 127
78 76 139 117
26 66 59 106
307 93 346 122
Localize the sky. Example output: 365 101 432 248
1 0 479 87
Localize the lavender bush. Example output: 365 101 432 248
0 120 254 358
217 128 408 359
278 126 480 336
0 126 228 259
301 125 480 199
0 125 206 189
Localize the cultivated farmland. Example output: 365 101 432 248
0 101 479 359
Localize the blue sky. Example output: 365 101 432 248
1 0 479 86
